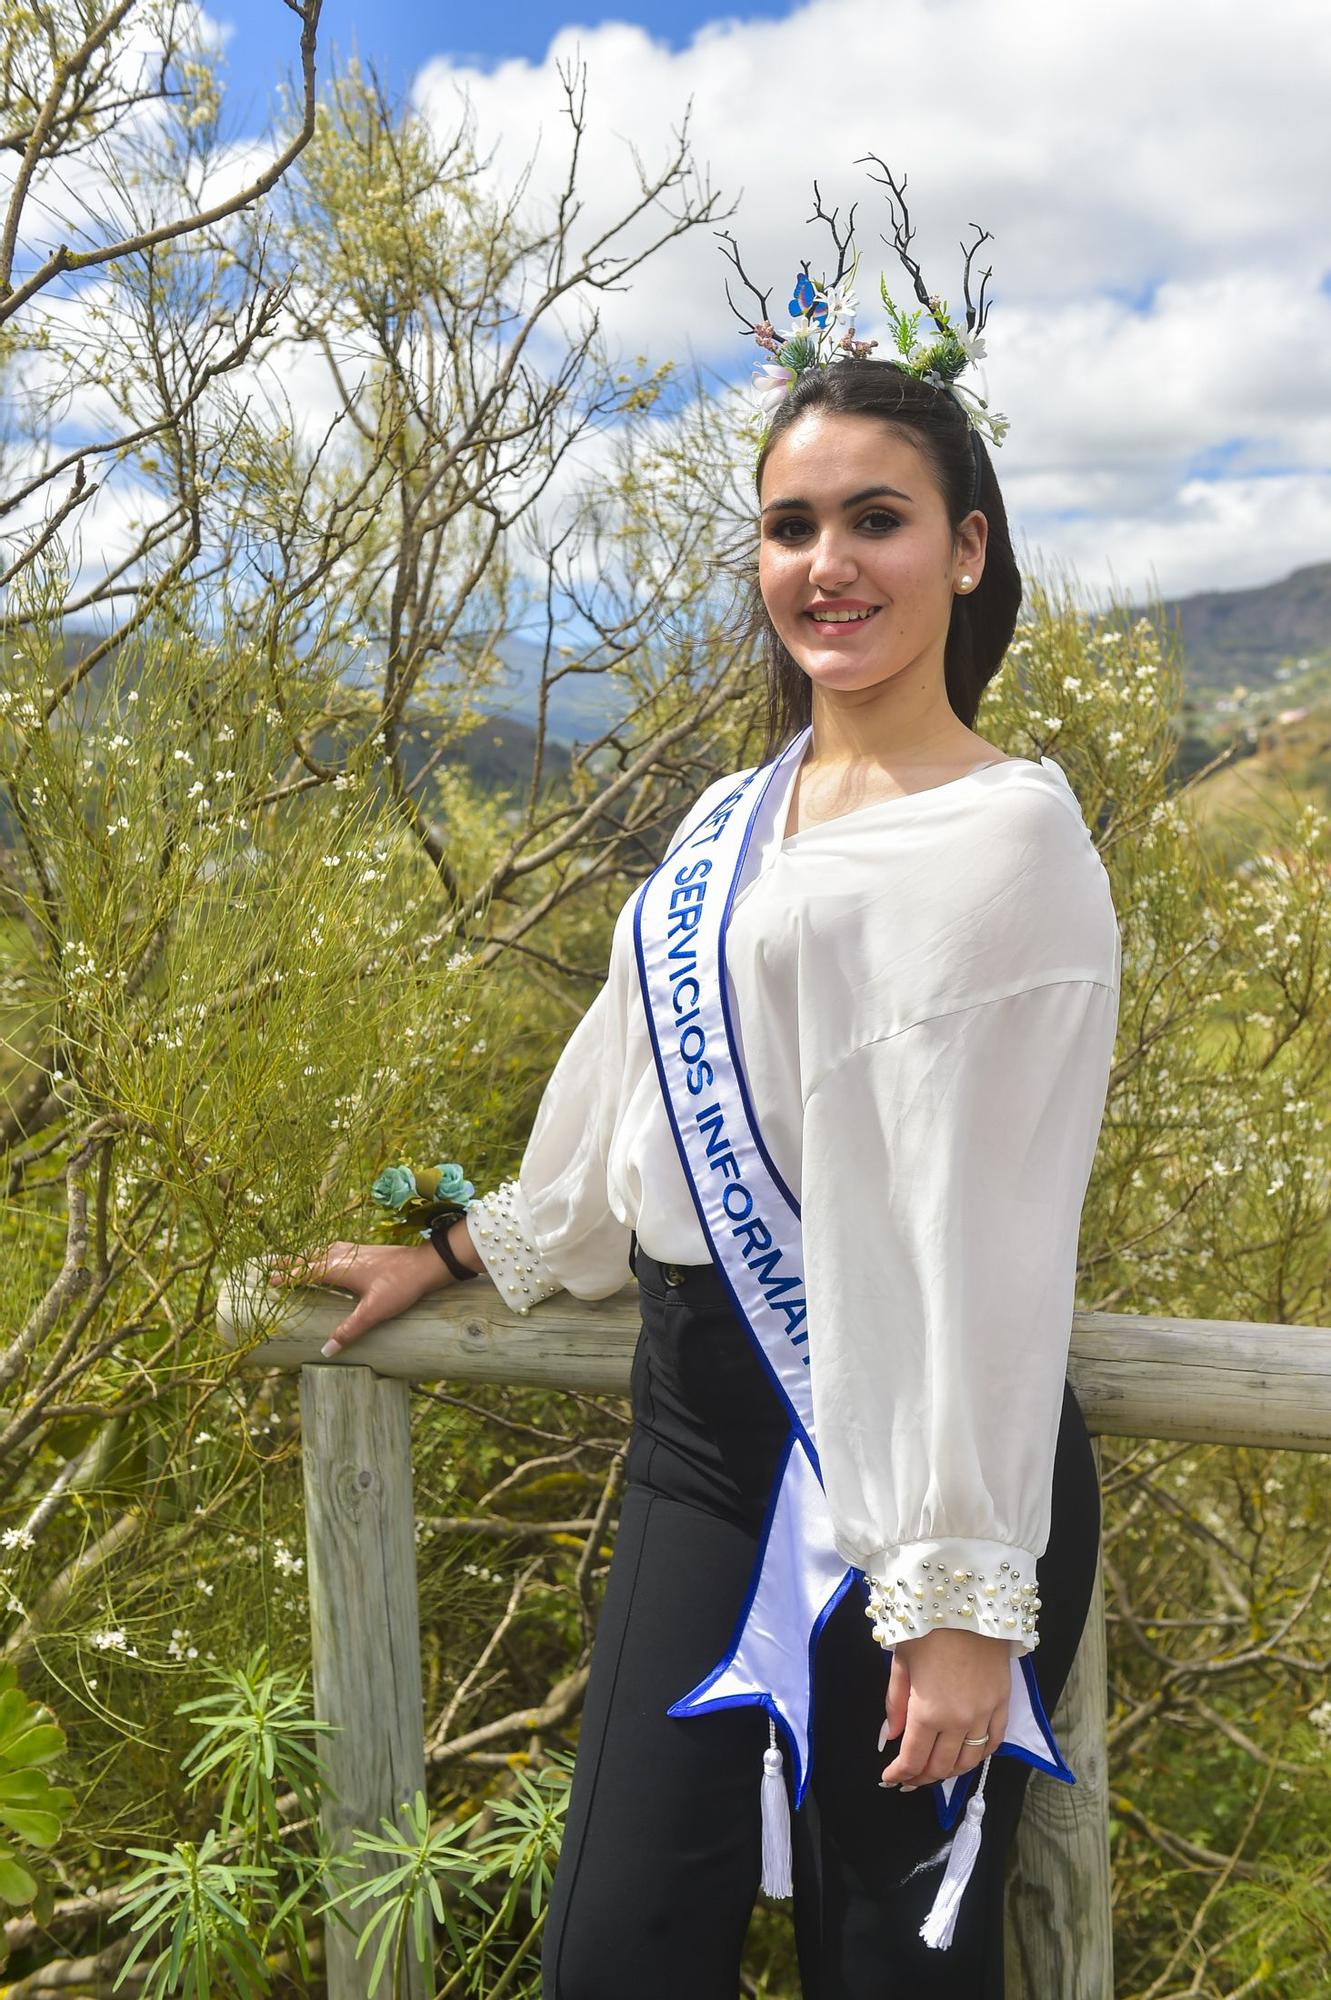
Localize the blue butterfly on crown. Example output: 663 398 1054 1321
716 154 1010 448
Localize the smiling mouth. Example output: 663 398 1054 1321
805 607 881 629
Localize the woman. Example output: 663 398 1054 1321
271 358 1120 1998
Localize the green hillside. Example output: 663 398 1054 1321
1130 558 1331 698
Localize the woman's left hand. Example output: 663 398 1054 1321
877 1627 1012 1789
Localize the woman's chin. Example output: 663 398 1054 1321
792 648 894 685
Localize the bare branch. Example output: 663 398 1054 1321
0 0 324 327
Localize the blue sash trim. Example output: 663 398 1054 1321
661 1431 859 1801
714 744 804 1220
629 731 821 1470
667 1425 802 1713
929 1656 1076 1832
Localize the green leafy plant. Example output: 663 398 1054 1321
318 1753 574 2000
0 1663 75 1920
108 1648 333 1995
175 1646 334 1860
112 1828 277 1999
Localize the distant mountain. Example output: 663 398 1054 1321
2 631 581 834
1128 560 1331 695
398 711 573 797
470 633 632 746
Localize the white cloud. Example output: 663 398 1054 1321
407 0 1331 607
1016 469 1331 610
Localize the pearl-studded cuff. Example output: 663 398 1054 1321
859 1540 1043 1655
464 1180 564 1316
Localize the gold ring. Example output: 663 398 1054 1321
962 1734 991 1745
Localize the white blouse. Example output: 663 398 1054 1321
466 741 1121 1656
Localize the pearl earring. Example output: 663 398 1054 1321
959 574 973 590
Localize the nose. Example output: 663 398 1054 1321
806 527 860 587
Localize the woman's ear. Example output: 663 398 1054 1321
957 510 988 587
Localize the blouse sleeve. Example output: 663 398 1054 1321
466 775 738 1311
466 972 632 1308
801 975 1119 1657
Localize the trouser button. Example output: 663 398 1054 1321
663 1263 684 1286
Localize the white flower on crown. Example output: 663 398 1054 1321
953 325 988 365
753 361 797 416
825 284 859 326
947 370 1010 446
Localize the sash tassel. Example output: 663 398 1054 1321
759 1715 794 1898
902 1754 992 1949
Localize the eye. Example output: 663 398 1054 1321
766 508 901 541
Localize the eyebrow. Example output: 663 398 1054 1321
760 484 913 516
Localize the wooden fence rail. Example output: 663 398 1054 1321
218 1263 1331 1999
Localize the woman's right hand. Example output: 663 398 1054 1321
266 1237 464 1357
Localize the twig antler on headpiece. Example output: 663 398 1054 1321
714 227 775 344
854 151 994 340
957 227 996 338
801 179 859 299
856 154 929 311
715 181 860 347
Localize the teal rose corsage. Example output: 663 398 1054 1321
369 1159 476 1242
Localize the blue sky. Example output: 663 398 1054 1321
212 0 798 123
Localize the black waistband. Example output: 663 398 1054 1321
629 1229 733 1307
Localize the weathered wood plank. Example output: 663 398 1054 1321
220 1262 1331 1450
300 1366 433 2000
221 1261 639 1392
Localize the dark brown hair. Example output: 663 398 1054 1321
742 359 1022 763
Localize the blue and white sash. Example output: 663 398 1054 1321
631 725 1074 1935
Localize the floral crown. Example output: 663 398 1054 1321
717 155 1010 460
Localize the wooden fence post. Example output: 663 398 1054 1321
299 1364 433 2000
1005 1436 1112 1998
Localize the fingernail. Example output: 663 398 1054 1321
320 1340 340 1358
900 1784 918 1793
877 1719 891 1753
878 1779 897 1789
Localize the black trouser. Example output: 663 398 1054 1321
541 1237 1102 1999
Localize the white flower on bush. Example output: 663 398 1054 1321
92 1628 137 1655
